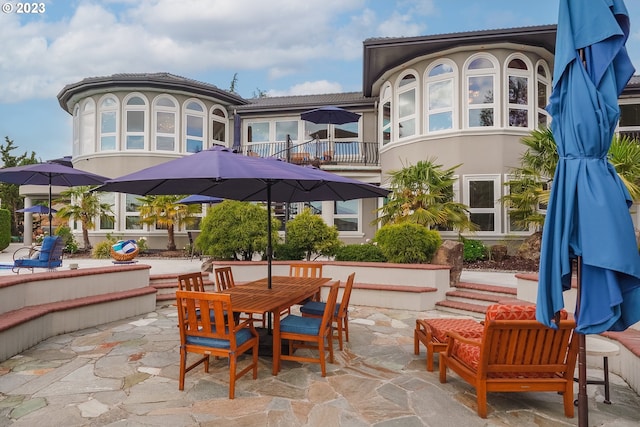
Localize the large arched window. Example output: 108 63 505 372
72 104 80 157
184 99 206 153
379 83 392 146
505 55 532 128
396 71 417 139
153 95 178 151
98 95 118 151
124 94 148 150
425 60 457 133
464 55 498 128
210 106 228 146
536 61 551 127
79 98 95 155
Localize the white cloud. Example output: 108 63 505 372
268 80 343 96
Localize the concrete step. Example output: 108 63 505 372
444 290 505 307
436 281 521 318
455 281 516 298
434 300 487 319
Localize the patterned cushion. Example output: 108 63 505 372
485 304 567 322
424 318 484 343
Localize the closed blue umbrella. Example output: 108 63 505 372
537 1 640 424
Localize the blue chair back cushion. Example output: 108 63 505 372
185 328 253 349
38 236 57 261
280 315 322 335
300 301 340 317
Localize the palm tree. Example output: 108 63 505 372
55 186 113 249
377 158 477 232
137 195 200 251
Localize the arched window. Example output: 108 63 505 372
505 55 532 128
425 60 457 132
98 95 118 151
124 94 148 150
80 98 95 155
153 95 178 151
184 99 206 153
380 83 392 146
536 61 551 127
72 104 80 157
396 72 417 138
211 106 228 146
464 55 498 128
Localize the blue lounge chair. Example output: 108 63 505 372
12 236 64 273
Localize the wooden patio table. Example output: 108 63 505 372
223 275 331 375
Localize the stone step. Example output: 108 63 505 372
444 290 505 306
434 300 487 319
454 281 517 298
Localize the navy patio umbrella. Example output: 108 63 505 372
16 205 57 214
300 106 360 125
0 162 108 235
537 0 640 424
177 194 224 205
96 146 390 288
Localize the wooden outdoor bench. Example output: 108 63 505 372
439 304 578 418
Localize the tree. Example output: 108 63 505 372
285 208 341 261
137 195 200 251
55 186 112 249
229 72 239 93
196 200 279 260
0 137 38 236
377 158 476 232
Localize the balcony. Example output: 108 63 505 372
241 140 380 167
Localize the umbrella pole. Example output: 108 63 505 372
267 184 273 332
576 255 588 427
48 180 53 236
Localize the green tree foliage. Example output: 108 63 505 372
377 158 476 232
0 209 11 251
461 237 488 262
196 200 279 261
0 137 38 236
285 208 341 261
374 223 442 264
55 186 112 250
55 225 79 253
334 243 387 262
137 195 200 251
229 72 239 93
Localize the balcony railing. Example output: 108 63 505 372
240 139 380 167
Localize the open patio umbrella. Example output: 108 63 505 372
537 1 640 424
300 106 361 125
16 205 57 214
0 162 108 235
177 194 224 205
96 146 389 289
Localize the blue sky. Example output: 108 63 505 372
2 0 640 162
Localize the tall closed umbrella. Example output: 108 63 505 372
537 1 640 425
0 162 108 235
96 146 390 289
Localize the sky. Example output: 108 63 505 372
2 0 640 162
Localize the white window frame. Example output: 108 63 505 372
72 104 80 157
124 193 144 231
333 199 362 235
379 83 392 146
98 192 116 231
424 60 458 134
395 70 418 140
504 54 533 129
535 60 552 128
463 174 501 235
464 54 499 129
152 94 178 152
183 99 207 153
98 94 119 152
123 93 148 151
210 105 229 147
79 98 95 155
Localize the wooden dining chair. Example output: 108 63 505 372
288 262 323 278
274 280 340 377
300 272 355 350
214 266 236 292
176 290 259 399
177 272 206 292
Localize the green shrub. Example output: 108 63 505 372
334 244 386 262
0 209 10 251
136 237 148 253
374 223 441 263
462 238 488 262
55 225 79 253
285 209 341 260
273 242 305 261
92 233 119 259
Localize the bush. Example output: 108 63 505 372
92 233 119 259
285 209 341 260
55 225 79 253
462 238 488 262
273 242 305 261
374 223 441 263
334 244 386 262
0 209 10 251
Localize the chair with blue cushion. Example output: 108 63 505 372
274 280 340 377
176 290 259 398
12 236 64 274
300 272 355 350
215 266 264 327
177 272 206 292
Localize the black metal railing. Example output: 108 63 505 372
241 139 380 166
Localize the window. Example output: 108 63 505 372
464 175 501 233
184 100 205 153
99 193 115 230
125 194 143 230
334 121 360 160
334 200 359 232
276 120 299 158
247 121 270 157
426 61 456 132
304 121 328 158
465 55 498 128
505 56 531 128
380 84 392 146
618 101 640 141
397 72 417 138
80 98 95 155
536 62 551 127
72 105 80 157
153 96 177 151
211 107 227 146
124 94 147 150
504 175 532 234
99 95 118 151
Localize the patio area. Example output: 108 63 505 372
1 301 639 426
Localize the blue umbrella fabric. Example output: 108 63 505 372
537 0 640 335
16 205 57 214
300 106 360 125
177 194 224 205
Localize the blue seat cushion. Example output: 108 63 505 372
38 237 57 261
185 327 253 349
14 258 62 268
300 301 340 317
280 315 322 335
